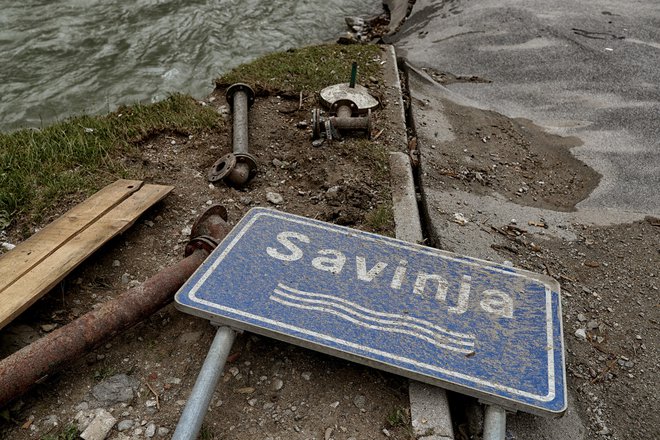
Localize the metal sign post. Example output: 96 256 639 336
173 208 567 436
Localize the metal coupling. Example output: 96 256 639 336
208 83 258 187
311 99 372 141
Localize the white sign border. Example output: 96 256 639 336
182 209 566 410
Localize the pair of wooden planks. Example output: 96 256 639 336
0 180 173 330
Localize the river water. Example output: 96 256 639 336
0 0 382 132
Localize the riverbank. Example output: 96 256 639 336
0 43 411 440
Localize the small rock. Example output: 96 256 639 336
144 220 154 228
127 280 141 289
157 427 170 437
330 401 340 409
91 374 140 405
272 158 284 168
248 398 258 407
117 420 134 432
165 377 182 385
145 399 158 408
326 186 340 199
452 213 469 225
586 320 599 330
353 394 366 409
40 324 57 332
41 414 59 429
301 372 312 381
312 139 324 147
296 121 309 129
382 428 391 437
577 313 587 322
121 273 130 285
239 196 252 206
80 409 116 440
325 427 334 440
1 242 15 251
145 422 156 438
266 192 284 205
272 378 284 391
181 226 192 236
575 328 587 341
112 260 121 267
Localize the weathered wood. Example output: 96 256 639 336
0 180 143 294
0 183 173 329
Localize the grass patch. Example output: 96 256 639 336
366 202 394 236
386 406 409 428
0 94 220 229
41 424 79 440
217 44 382 94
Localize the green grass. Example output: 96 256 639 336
0 94 220 228
217 44 382 94
386 405 409 428
41 424 79 440
366 203 394 236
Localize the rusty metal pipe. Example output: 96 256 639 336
0 205 231 408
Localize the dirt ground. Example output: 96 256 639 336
0 60 417 440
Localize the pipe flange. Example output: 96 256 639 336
208 153 236 182
312 108 322 140
232 152 259 182
190 204 228 237
184 235 219 257
330 99 359 116
226 83 255 108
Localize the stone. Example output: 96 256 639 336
266 192 284 205
575 328 587 341
577 313 587 322
325 427 334 440
312 139 324 147
301 372 311 381
157 427 170 437
239 196 252 206
121 273 130 285
41 415 59 429
91 374 140 405
145 422 156 438
353 394 366 409
112 260 121 267
272 378 284 391
117 420 134 432
586 320 599 330
80 409 116 440
40 324 57 332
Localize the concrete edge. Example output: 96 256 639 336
384 46 454 440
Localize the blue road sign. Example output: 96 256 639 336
175 208 566 415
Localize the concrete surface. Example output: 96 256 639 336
386 0 660 438
389 0 660 216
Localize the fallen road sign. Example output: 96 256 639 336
175 208 567 416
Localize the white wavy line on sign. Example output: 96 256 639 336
277 283 475 341
272 289 474 348
270 294 474 354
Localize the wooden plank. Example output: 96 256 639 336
0 184 173 329
0 180 143 295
